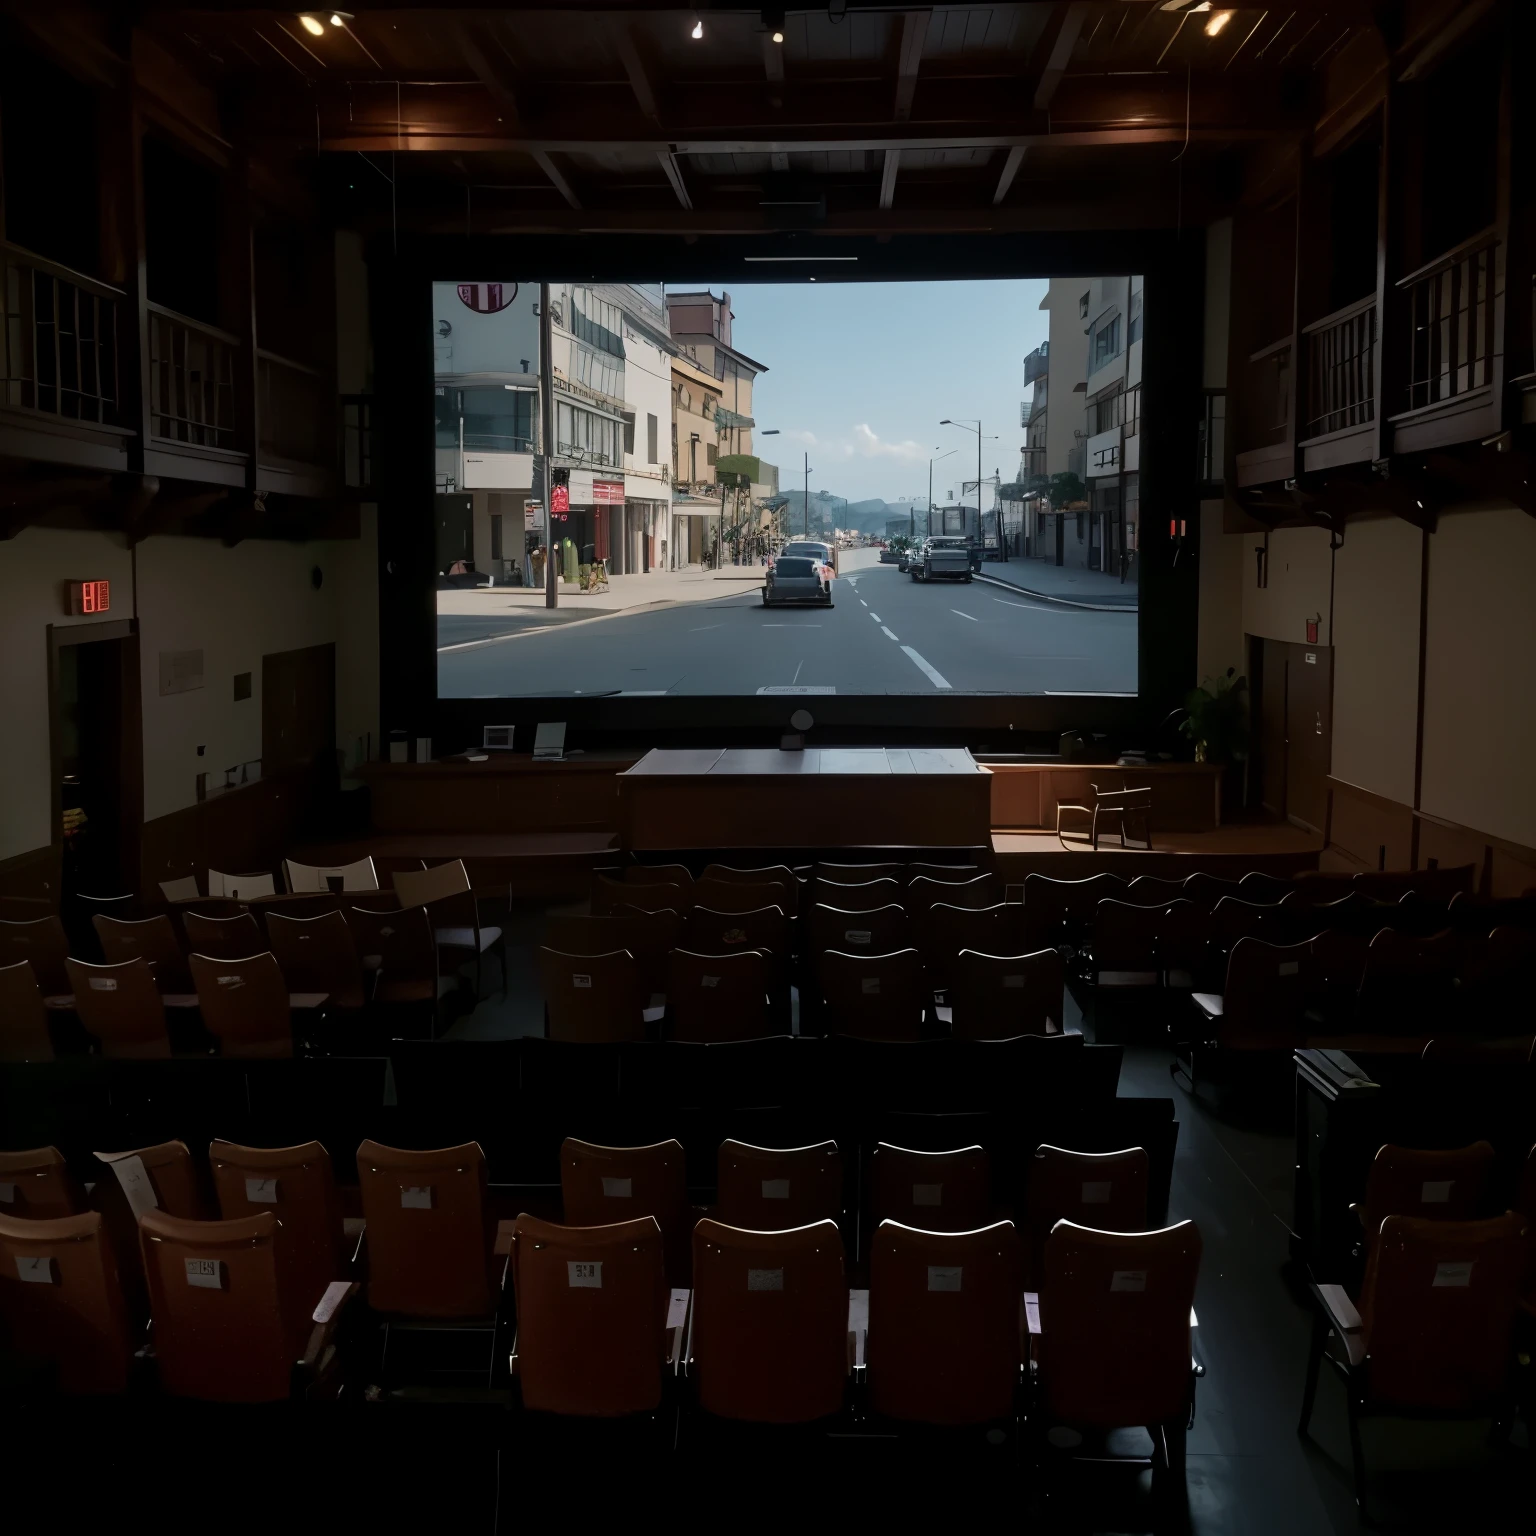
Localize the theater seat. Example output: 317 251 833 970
183 910 264 960
867 1219 1023 1425
0 1210 132 1393
667 947 775 1042
356 1139 497 1317
948 948 1064 1039
1351 1140 1496 1259
717 1138 842 1231
0 916 71 1000
561 1137 690 1283
93 914 191 993
0 1146 86 1221
820 947 928 1041
869 1143 991 1234
189 951 298 1058
510 1213 677 1417
0 960 54 1061
65 956 172 1059
1026 1144 1150 1282
690 1217 848 1423
539 946 649 1042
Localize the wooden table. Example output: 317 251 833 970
618 747 992 852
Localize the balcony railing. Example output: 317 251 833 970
148 303 237 449
258 349 331 466
1247 336 1292 438
1198 390 1227 485
1398 227 1500 414
342 395 372 489
1 243 121 425
1302 295 1376 438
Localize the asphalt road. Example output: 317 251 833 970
437 550 1137 697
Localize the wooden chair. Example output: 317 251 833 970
916 902 1019 995
868 1143 991 1234
685 904 790 963
561 1137 689 1283
1300 1213 1528 1523
265 911 367 1011
1187 938 1311 1069
1026 1144 1149 1283
539 946 648 1042
701 863 798 893
188 951 297 1058
1180 872 1246 911
394 858 506 997
906 863 982 883
948 949 1064 1040
819 861 903 883
0 1145 86 1220
158 875 201 903
717 1139 843 1231
907 873 1000 917
346 906 440 1035
183 910 263 960
1089 783 1151 849
0 916 71 999
807 903 911 971
809 876 903 913
510 1213 674 1417
0 960 54 1061
868 1219 1022 1426
1209 896 1290 952
283 855 379 893
1352 1141 1496 1260
693 878 793 915
546 910 680 1004
666 948 775 1043
93 914 190 993
65 958 171 1059
1022 873 1125 951
1087 900 1162 989
820 948 928 1041
1238 872 1294 904
624 862 695 897
591 874 684 917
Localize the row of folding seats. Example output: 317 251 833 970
1299 1137 1536 1519
0 1132 1201 1449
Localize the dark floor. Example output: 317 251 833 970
419 906 1532 1532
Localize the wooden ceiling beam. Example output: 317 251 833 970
529 148 582 208
879 148 900 210
893 9 931 123
1033 2 1090 112
659 149 693 210
614 25 661 124
992 144 1026 206
451 20 523 132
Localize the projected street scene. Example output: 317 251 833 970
433 277 1142 698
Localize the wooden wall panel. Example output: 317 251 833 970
1326 778 1414 871
139 772 315 895
0 844 62 916
360 759 631 835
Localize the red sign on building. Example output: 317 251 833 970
551 483 570 515
456 282 518 314
591 480 625 506
67 579 111 615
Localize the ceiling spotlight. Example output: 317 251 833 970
691 17 704 40
329 12 352 26
299 14 325 36
764 7 785 42
1205 9 1233 35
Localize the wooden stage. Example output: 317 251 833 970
991 821 1323 881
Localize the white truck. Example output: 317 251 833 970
909 536 972 583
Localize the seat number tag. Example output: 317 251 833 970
701 975 720 988
216 975 245 989
747 1268 784 1291
88 977 118 991
861 977 881 995
185 1258 223 1289
1082 1181 1112 1204
568 1261 602 1288
245 1178 279 1203
572 974 592 989
912 1183 943 1207
761 1179 790 1199
1003 974 1025 989
1421 1180 1453 1203
846 930 871 945
1432 1261 1473 1288
16 1255 55 1284
1111 1270 1147 1293
601 1177 633 1198
0 1183 15 1204
1278 961 1300 976
927 1266 962 1292
400 1186 434 1209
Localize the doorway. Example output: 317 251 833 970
1250 636 1333 832
49 620 143 899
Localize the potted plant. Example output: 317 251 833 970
1181 668 1248 765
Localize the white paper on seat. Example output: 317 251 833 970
1421 1180 1453 1203
861 977 881 995
912 1183 943 1207
185 1258 223 1289
1110 1269 1147 1293
666 1289 689 1331
761 1179 790 1199
16 1255 55 1284
98 1152 158 1221
400 1186 434 1209
601 1177 633 1198
1432 1260 1473 1288
567 1260 602 1288
573 974 592 989
0 1183 15 1204
1082 1181 1112 1204
88 977 118 992
747 1268 784 1291
642 1005 666 1024
927 1265 962 1292
216 975 245 990
701 975 720 988
246 1177 279 1203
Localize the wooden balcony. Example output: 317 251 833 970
145 302 248 487
257 348 336 498
1233 335 1292 488
1299 295 1377 473
1388 228 1504 455
0 243 135 471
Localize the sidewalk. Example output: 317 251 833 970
436 563 766 644
973 556 1139 611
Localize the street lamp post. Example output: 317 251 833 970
926 447 956 539
940 418 1003 561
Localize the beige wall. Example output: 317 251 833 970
1040 280 1089 478
1420 505 1536 848
1196 497 1244 686
1241 525 1333 645
1329 516 1422 806
0 523 378 859
1203 219 1232 390
0 529 136 860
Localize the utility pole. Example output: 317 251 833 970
803 450 810 536
539 281 557 609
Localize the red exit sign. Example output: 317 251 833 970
67 579 111 615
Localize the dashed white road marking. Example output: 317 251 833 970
869 613 881 623
881 626 899 641
951 609 978 622
902 646 952 689
992 596 1057 614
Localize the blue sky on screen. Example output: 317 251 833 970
695 278 1049 505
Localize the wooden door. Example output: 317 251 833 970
1255 637 1288 819
262 644 336 776
1285 643 1333 834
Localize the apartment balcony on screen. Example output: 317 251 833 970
2 4 1535 1531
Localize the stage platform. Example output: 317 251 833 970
992 821 1323 881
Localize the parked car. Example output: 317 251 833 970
762 556 833 607
776 539 838 578
878 546 902 564
909 536 972 582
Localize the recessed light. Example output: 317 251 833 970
1205 9 1233 35
299 15 325 36
691 17 704 40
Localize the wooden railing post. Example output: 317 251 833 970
97 86 150 472
220 119 260 495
